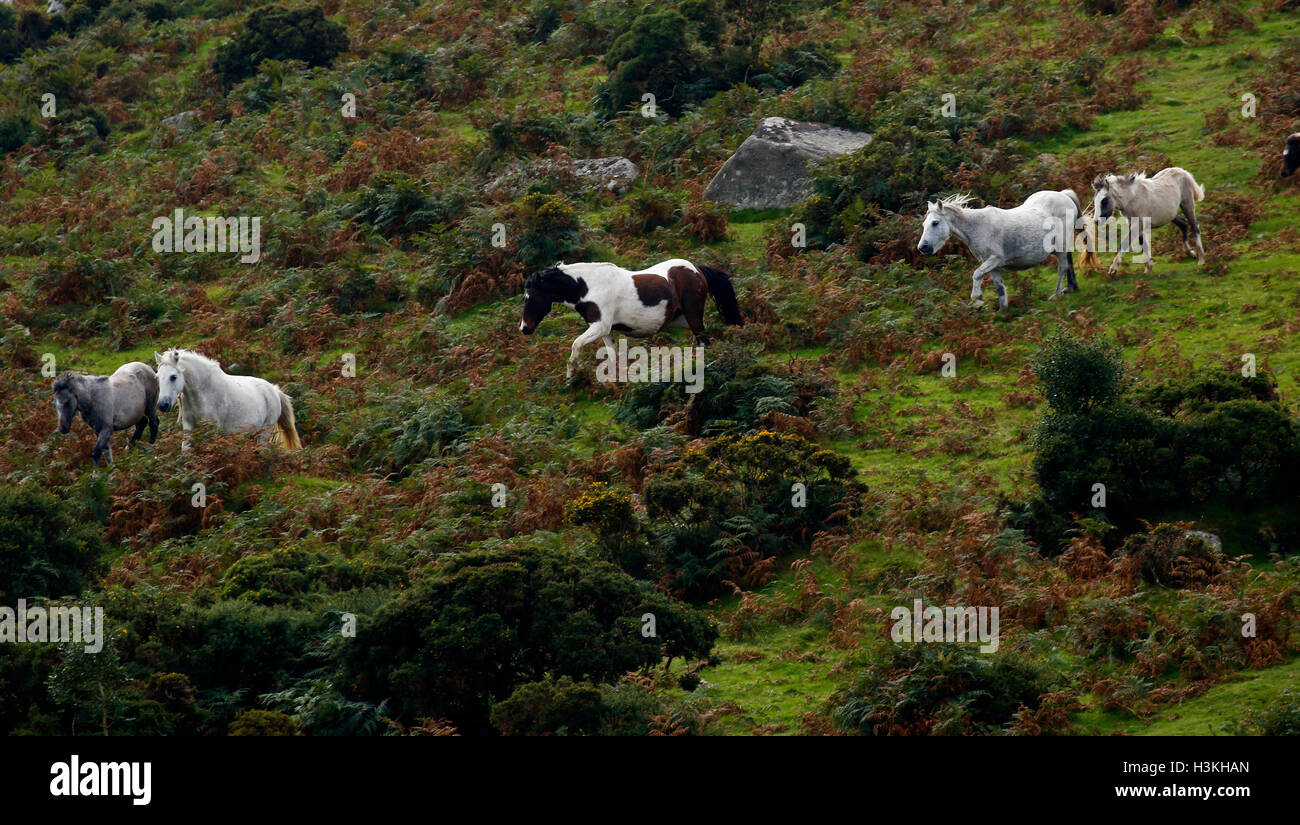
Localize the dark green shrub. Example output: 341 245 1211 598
598 10 705 117
346 396 470 477
833 644 1058 735
1033 333 1124 414
644 429 861 599
0 484 105 601
212 4 349 86
490 676 606 735
0 7 53 64
343 535 717 732
0 114 34 153
795 122 962 253
220 545 402 605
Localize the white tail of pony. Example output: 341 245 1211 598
276 388 301 450
1062 190 1101 273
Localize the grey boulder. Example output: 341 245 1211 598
704 117 872 209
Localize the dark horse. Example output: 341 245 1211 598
1281 133 1300 178
519 258 744 377
53 362 160 465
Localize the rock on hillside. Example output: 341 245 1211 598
704 117 872 209
486 156 639 197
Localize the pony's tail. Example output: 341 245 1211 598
1063 190 1100 272
697 264 744 326
276 389 302 450
1188 171 1205 202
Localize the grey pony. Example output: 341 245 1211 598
52 362 160 465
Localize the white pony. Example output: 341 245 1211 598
1092 168 1206 275
917 190 1086 309
154 349 301 450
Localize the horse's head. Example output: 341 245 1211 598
917 200 955 255
519 266 566 335
155 350 185 412
1093 172 1139 219
1281 134 1300 178
51 372 79 434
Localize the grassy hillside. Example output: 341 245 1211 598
1 0 1298 736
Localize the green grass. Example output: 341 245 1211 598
1079 656 1300 735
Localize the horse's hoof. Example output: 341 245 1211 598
1048 292 1061 302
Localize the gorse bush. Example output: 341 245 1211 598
342 535 717 732
1033 333 1124 414
220 545 403 606
508 192 586 268
1026 336 1300 552
644 429 861 599
212 3 349 86
0 484 105 601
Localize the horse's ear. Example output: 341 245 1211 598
154 351 164 365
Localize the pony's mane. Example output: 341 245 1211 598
159 348 221 371
524 267 565 291
935 193 976 211
52 371 80 391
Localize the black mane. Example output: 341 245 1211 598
524 266 587 303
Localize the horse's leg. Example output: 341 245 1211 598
970 258 1001 308
1064 249 1079 293
1140 228 1153 276
1172 216 1191 257
567 323 607 378
181 417 194 451
93 428 112 466
148 410 159 443
130 419 146 446
990 270 1008 310
1108 224 1132 275
1182 195 1205 264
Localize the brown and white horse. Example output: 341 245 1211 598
519 258 744 378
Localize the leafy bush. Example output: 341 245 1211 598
489 676 606 735
343 534 717 732
1033 333 1124 414
0 7 54 65
644 429 861 598
344 171 462 239
220 545 402 605
0 484 105 601
507 192 585 269
212 3 349 86
0 113 34 153
1025 336 1300 551
833 644 1059 735
347 396 471 477
598 11 704 118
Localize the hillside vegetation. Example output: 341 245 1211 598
1 0 1298 736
